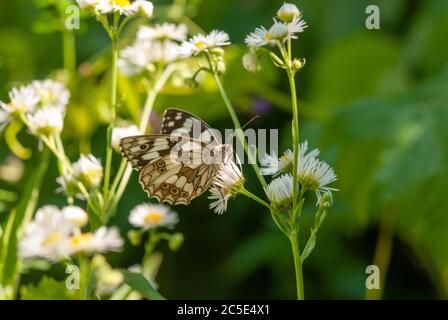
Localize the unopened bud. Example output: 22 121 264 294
277 3 300 23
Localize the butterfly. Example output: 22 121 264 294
120 108 233 205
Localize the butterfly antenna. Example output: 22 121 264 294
242 115 260 130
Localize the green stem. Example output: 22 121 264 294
287 69 300 210
289 230 305 300
365 205 394 300
211 72 267 188
79 255 93 300
239 187 272 210
105 65 174 220
62 29 76 81
103 36 119 205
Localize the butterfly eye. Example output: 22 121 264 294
158 167 166 173
157 160 165 167
161 183 169 189
210 150 215 157
140 145 147 150
170 187 179 194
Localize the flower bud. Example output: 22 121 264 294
168 233 184 251
92 255 107 268
76 0 99 11
135 0 154 18
62 206 88 227
292 58 306 71
216 60 226 74
210 47 225 58
127 230 142 246
184 77 199 89
318 192 333 209
277 3 300 23
242 53 261 72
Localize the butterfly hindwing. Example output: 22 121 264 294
138 143 220 205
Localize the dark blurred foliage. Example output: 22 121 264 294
1 0 448 299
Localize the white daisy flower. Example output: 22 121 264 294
208 160 244 214
0 85 39 117
245 26 276 47
268 20 289 40
119 40 183 75
112 124 139 151
31 79 70 110
149 41 183 63
132 0 153 18
62 206 88 227
179 30 230 57
137 23 187 42
119 42 151 75
72 154 103 189
260 141 319 176
19 206 74 261
96 0 138 16
26 107 64 136
287 16 307 39
298 155 338 203
68 227 123 254
129 203 179 229
277 3 301 23
264 174 294 207
245 15 306 47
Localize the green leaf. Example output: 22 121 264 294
121 270 165 300
0 149 49 294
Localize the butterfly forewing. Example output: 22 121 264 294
161 108 221 145
120 134 186 170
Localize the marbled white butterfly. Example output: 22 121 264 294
120 108 233 205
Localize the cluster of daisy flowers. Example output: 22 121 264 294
261 141 338 208
0 80 105 201
19 205 123 261
243 2 307 72
76 0 154 18
0 80 69 136
118 23 188 76
245 3 307 48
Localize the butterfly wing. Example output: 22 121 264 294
161 108 221 145
120 134 185 170
138 139 220 205
120 134 221 205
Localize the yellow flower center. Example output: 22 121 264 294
264 32 273 41
110 0 130 7
144 212 163 224
42 232 61 246
299 173 320 190
70 233 93 246
195 41 206 50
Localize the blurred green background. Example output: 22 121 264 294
1 0 448 299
